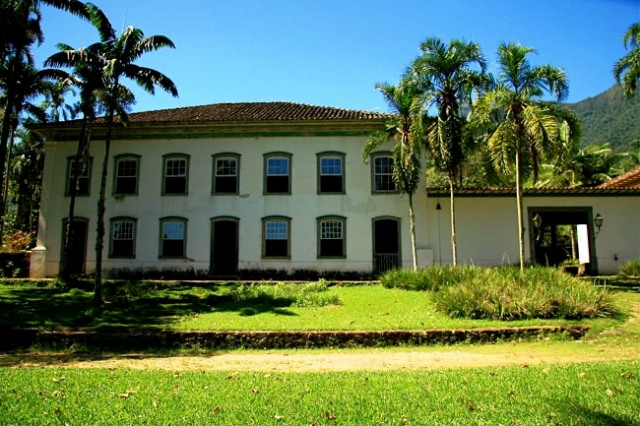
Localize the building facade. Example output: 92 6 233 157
29 102 640 278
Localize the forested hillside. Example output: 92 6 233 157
568 85 639 150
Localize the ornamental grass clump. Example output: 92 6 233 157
230 280 341 308
618 259 640 278
380 265 477 291
431 266 619 320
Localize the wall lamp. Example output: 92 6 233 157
594 213 604 235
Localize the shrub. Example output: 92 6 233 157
618 259 640 278
430 266 619 320
380 265 479 291
230 280 341 308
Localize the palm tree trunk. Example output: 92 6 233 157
94 109 115 306
515 150 526 272
408 193 418 271
448 176 458 266
0 76 16 247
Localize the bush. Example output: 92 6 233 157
230 280 341 308
380 265 478 291
618 259 640 278
430 266 619 320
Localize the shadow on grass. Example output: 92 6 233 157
592 277 640 294
0 281 297 330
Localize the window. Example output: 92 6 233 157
65 157 92 196
114 155 140 195
262 216 290 257
212 154 240 194
264 153 291 194
109 217 136 258
163 154 189 195
372 154 396 192
160 217 187 258
318 152 345 194
318 216 346 258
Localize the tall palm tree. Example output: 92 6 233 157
407 37 487 265
473 42 572 271
363 80 425 270
614 22 640 97
44 41 107 278
0 0 109 245
92 25 178 305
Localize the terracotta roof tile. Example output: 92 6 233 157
598 166 640 188
426 187 640 196
110 101 391 124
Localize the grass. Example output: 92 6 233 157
618 258 640 278
1 361 638 425
382 266 620 320
0 279 629 332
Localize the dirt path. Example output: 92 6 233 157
2 343 638 372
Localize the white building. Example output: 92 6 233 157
29 102 640 278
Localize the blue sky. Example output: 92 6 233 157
35 0 640 114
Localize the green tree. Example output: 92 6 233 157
614 22 640 97
363 80 425 270
0 0 106 247
408 37 487 265
473 43 573 271
93 25 178 305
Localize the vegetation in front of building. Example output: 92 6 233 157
1 361 638 425
380 266 619 320
618 258 640 278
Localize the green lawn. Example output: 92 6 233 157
0 280 630 332
1 361 638 425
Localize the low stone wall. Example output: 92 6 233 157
1 325 589 351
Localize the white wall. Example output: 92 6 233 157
34 133 429 277
425 195 640 274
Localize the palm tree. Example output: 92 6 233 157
0 0 109 245
473 42 572 271
44 41 107 278
363 80 425 270
92 25 178 305
614 22 640 97
407 37 487 265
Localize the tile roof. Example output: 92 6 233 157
103 101 391 124
598 166 640 188
426 187 640 196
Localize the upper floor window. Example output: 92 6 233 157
109 217 136 258
318 152 345 194
65 157 92 196
262 216 290 258
318 216 346 258
163 154 189 195
372 154 396 192
212 154 240 194
113 154 140 195
159 217 187 258
264 152 291 194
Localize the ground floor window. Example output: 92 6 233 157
263 216 290 257
110 217 136 258
160 217 187 258
318 216 346 258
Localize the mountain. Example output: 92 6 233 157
567 85 640 150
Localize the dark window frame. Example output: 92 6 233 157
317 215 346 258
262 216 291 258
263 152 292 195
370 152 397 193
162 154 190 195
109 217 137 258
65 156 92 196
113 154 140 196
317 151 345 194
212 153 240 195
159 216 188 258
